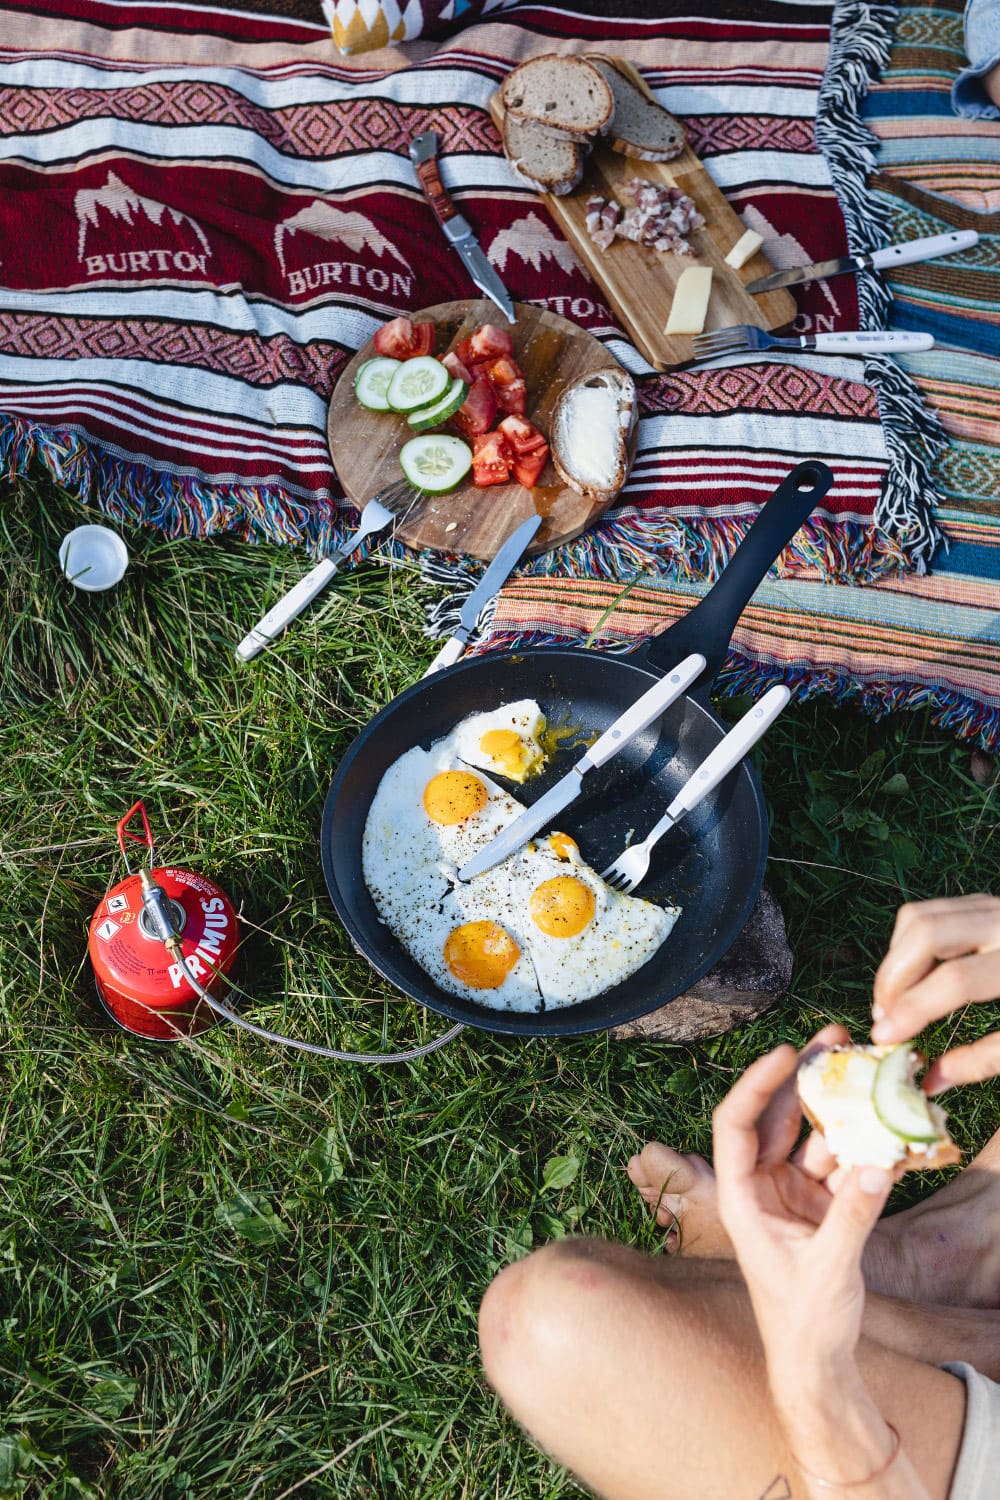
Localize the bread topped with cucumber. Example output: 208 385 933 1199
797 1042 960 1172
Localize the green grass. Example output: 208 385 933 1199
1 476 997 1499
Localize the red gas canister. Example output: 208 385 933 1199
89 805 240 1040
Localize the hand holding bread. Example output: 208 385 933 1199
714 1032 932 1499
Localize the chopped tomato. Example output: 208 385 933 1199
373 315 434 361
465 357 497 382
487 355 527 414
488 355 524 389
512 443 549 489
442 349 473 384
453 336 476 367
470 324 515 361
450 377 497 438
498 414 547 457
494 379 526 416
410 320 435 358
471 430 512 487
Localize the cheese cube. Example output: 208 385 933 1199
664 267 713 335
724 229 765 270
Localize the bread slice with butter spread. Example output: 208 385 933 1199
549 367 637 505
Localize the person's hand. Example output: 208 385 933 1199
871 894 1000 1092
713 1028 899 1388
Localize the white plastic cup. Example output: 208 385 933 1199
58 525 129 591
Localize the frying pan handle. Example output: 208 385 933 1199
643 460 833 687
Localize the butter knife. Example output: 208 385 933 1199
745 229 979 294
409 131 516 324
457 651 707 881
422 513 541 676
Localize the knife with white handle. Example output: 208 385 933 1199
457 651 707 881
745 229 979 294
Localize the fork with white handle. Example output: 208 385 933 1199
601 684 792 894
691 328 934 361
236 479 419 662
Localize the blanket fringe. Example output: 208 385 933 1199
0 414 355 558
474 628 1000 752
817 0 946 570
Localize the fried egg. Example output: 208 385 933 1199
386 883 543 1012
363 741 523 901
515 835 681 1008
361 719 682 1011
451 700 546 783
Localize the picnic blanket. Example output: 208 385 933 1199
0 0 997 743
470 0 1000 750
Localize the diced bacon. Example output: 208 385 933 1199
585 196 606 235
586 176 704 256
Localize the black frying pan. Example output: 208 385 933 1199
321 460 833 1036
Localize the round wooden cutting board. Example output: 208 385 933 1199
327 299 634 560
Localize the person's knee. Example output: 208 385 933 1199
478 1236 649 1402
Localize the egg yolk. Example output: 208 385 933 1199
444 921 521 988
478 728 541 781
548 831 578 861
423 770 488 825
529 876 596 937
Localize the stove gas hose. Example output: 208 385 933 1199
138 867 464 1064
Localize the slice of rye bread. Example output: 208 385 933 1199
550 366 637 505
501 54 614 143
797 1044 962 1172
587 56 686 161
501 113 585 196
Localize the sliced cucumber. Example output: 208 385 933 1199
399 435 472 493
872 1045 940 1143
387 356 450 413
407 377 468 433
354 356 401 412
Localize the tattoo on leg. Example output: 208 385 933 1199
757 1477 792 1500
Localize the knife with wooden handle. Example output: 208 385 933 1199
409 132 516 323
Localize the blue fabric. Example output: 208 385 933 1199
952 0 1000 118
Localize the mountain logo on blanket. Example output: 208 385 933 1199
740 206 841 328
488 213 611 324
76 173 212 278
275 203 414 299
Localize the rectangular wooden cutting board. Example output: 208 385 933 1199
489 60 796 370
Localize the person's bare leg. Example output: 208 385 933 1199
479 1237 984 1500
629 1127 1000 1307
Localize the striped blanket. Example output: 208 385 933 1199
0 0 997 744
